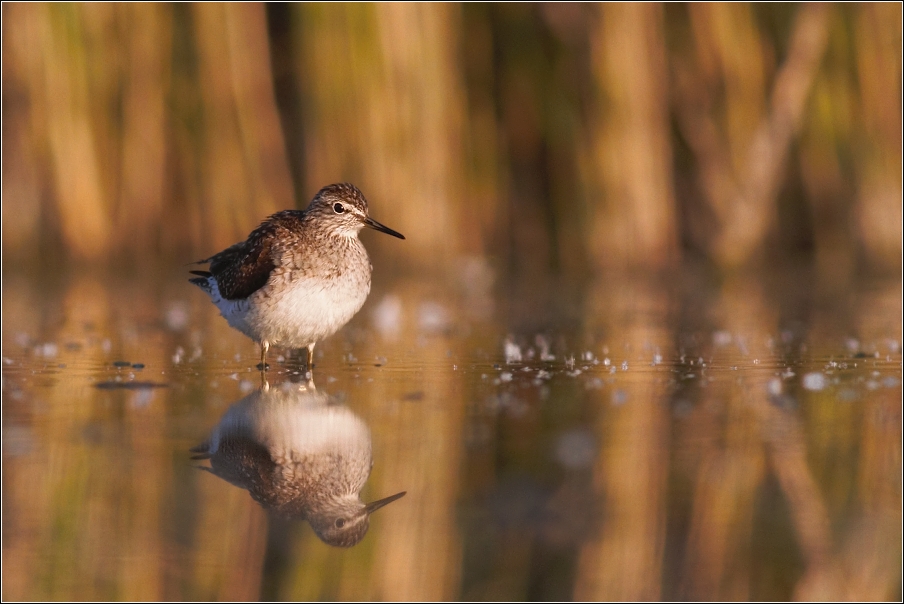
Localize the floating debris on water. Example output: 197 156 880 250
95 381 168 390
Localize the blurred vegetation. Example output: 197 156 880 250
2 3 900 276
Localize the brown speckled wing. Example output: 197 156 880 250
199 214 298 300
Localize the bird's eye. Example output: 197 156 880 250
333 203 345 214
335 518 346 528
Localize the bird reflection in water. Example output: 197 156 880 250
190 379 406 547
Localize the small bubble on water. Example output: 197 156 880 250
418 301 450 334
536 335 555 361
713 330 732 346
372 295 402 338
37 343 58 358
838 388 859 402
554 429 597 469
585 377 604 390
603 358 611 366
500 372 513 382
621 360 628 371
802 372 827 391
164 302 189 332
504 338 523 364
611 389 628 405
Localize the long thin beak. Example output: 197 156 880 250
364 491 407 514
362 216 405 240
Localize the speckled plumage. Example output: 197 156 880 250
190 183 404 368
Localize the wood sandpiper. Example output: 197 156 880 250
190 183 405 370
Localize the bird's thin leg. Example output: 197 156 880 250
257 341 270 371
306 343 315 371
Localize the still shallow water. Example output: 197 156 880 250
2 265 901 601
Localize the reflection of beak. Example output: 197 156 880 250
362 215 406 240
364 491 407 514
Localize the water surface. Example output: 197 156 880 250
2 266 901 601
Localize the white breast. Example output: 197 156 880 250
244 270 371 348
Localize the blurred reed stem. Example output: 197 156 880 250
1 4 899 275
